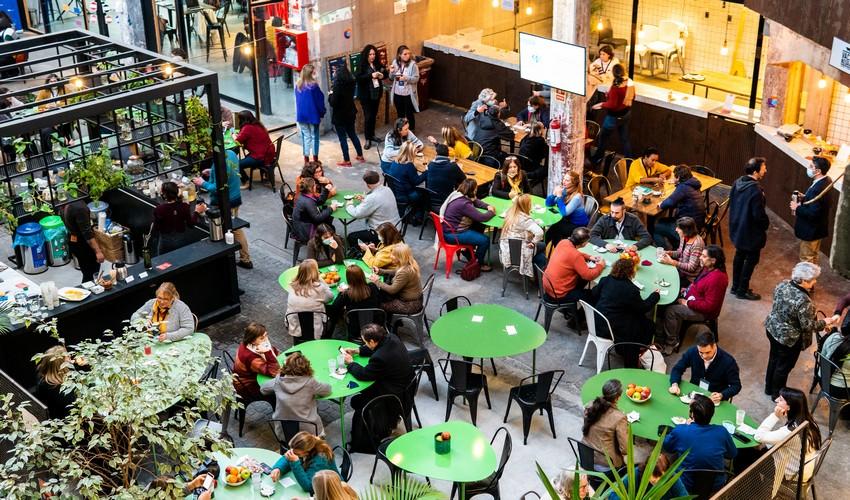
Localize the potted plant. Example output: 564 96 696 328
157 141 176 165
0 190 18 236
12 138 30 173
49 132 69 161
131 108 147 128
66 144 130 209
183 95 213 174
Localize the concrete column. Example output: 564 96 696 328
548 0 590 193
831 165 850 278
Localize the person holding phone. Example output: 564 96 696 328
389 45 420 130
148 473 213 499
269 431 340 493
356 44 388 150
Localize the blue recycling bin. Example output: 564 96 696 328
14 222 48 274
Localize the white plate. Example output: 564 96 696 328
57 287 91 302
679 395 692 404
343 194 354 200
595 246 607 253
671 416 687 425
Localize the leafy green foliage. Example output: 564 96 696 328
49 133 70 159
67 144 130 202
183 96 213 171
0 188 18 235
0 321 236 499
360 475 447 500
12 137 30 156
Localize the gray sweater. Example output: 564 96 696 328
260 375 332 435
131 298 194 341
345 185 400 230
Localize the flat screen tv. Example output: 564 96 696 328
519 32 587 96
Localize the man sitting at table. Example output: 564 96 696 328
343 324 413 452
624 147 671 190
542 227 606 316
653 164 705 250
668 331 741 403
345 170 400 250
131 282 194 341
471 105 514 164
589 198 653 252
426 143 466 210
663 394 737 493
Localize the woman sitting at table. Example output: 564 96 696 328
233 322 280 402
307 223 345 268
821 319 850 396
152 181 203 255
293 178 338 244
499 194 544 279
371 243 423 315
269 431 340 494
519 122 548 182
296 162 337 198
330 264 381 340
260 352 332 435
515 95 550 128
582 378 628 469
386 141 427 208
131 282 194 342
360 222 403 272
491 156 530 200
591 258 660 368
36 345 81 419
287 259 334 342
427 125 472 159
658 217 704 287
311 470 358 500
234 110 275 187
439 178 496 271
545 170 590 249
380 117 423 172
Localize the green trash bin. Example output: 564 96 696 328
39 215 70 267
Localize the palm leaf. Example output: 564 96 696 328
534 461 563 500
360 475 447 500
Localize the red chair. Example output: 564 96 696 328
430 212 476 279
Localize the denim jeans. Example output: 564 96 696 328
334 123 363 161
652 218 679 250
298 122 320 157
592 112 632 163
239 156 265 183
445 229 490 263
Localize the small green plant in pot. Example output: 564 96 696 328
49 132 69 161
12 138 30 173
67 144 130 209
157 141 176 165
183 95 213 175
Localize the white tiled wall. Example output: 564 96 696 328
827 83 850 145
597 0 761 78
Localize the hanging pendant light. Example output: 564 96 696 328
596 18 604 31
525 5 532 15
818 77 828 89
720 12 731 56
844 89 850 103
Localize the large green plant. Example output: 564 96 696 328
360 475 447 500
0 321 236 499
67 144 130 204
184 96 213 167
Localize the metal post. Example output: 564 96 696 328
174 0 189 54
95 0 109 37
252 6 272 115
206 80 232 231
628 0 639 79
749 15 765 110
246 1 263 119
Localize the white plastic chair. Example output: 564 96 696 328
578 300 615 374
648 20 686 79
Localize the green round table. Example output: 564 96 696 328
430 304 547 372
580 368 759 448
257 340 373 449
223 128 240 150
386 421 497 497
480 195 562 229
327 189 363 242
206 447 308 499
578 239 681 305
277 259 380 301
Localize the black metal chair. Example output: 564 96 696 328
332 445 353 482
467 141 483 161
567 437 610 490
478 154 501 169
809 315 829 394
684 469 727 500
391 273 435 347
280 193 306 266
691 165 716 178
345 308 387 344
605 342 655 371
811 353 850 436
501 238 530 299
216 0 232 36
417 186 440 241
438 358 491 425
677 318 719 352
202 10 228 62
407 346 438 401
222 350 275 437
533 263 580 334
361 394 409 484
249 134 285 191
503 370 564 445
451 427 512 500
586 174 613 215
402 364 425 429
778 437 832 500
267 419 319 453
520 492 541 500
285 311 328 345
700 198 729 246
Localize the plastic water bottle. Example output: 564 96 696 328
224 230 234 245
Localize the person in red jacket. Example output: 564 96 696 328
233 322 281 402
542 227 606 305
660 245 729 354
235 110 276 187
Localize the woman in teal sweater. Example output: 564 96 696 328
269 431 340 493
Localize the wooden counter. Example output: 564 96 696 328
604 171 723 217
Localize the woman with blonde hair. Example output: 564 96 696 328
545 170 590 248
386 141 426 207
36 345 77 418
261 351 331 435
131 282 194 341
371 243 423 315
427 126 471 159
270 431 340 493
312 469 358 500
286 259 334 343
295 63 326 164
500 194 544 278
360 222 404 271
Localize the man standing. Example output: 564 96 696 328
790 156 833 264
345 170 400 249
63 200 104 283
728 157 769 300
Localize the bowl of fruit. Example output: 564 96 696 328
626 383 652 403
618 249 641 268
434 431 452 454
224 465 251 486
320 271 341 286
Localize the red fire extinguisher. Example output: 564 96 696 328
548 117 561 153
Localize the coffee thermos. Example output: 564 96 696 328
206 208 224 242
122 233 138 264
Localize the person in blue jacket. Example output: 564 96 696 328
789 156 834 264
653 164 705 249
295 63 326 164
544 170 589 249
269 431 340 494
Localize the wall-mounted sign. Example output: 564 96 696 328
829 37 850 76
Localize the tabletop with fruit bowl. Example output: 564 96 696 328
580 368 759 448
209 447 308 499
386 420 497 496
277 259 383 301
578 239 680 305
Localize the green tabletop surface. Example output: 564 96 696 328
145 333 212 413
223 128 239 150
206 447 308 499
386 421 498 483
580 368 759 448
578 239 681 306
479 195 561 229
256 339 374 399
328 189 363 221
277 259 382 301
430 304 547 358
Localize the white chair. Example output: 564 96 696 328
583 194 599 223
578 300 615 374
635 24 660 70
651 20 686 79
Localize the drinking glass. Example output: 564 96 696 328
735 409 746 427
337 353 346 367
328 358 337 374
28 297 41 315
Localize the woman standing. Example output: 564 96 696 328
658 217 704 287
356 44 388 150
286 259 334 343
519 121 548 182
371 244 423 315
499 194 544 279
582 378 628 469
590 63 634 164
765 262 835 399
235 110 275 186
491 156 530 199
545 170 590 249
439 178 496 271
295 64 326 164
390 45 420 131
328 66 364 167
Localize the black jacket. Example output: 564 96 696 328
591 275 659 343
348 333 413 400
306 235 345 267
490 171 530 199
426 156 466 210
471 113 513 159
794 176 832 242
518 135 548 169
329 78 357 126
728 175 769 251
670 346 742 401
589 213 653 249
292 193 333 243
660 177 705 225
36 377 75 419
355 62 387 101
